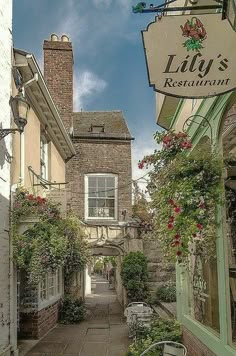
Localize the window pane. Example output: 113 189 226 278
89 208 96 217
107 189 115 198
98 199 106 208
109 208 115 218
107 177 115 188
88 177 96 187
88 188 97 197
98 177 105 189
88 199 97 207
188 245 220 334
106 199 114 208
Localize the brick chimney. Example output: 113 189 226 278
43 34 73 132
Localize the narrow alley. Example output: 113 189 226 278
25 275 129 356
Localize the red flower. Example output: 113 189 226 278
199 202 205 209
174 234 180 240
168 223 174 230
174 206 181 213
138 161 144 169
175 240 180 246
176 250 182 256
162 135 172 144
27 194 35 200
169 216 175 222
169 199 175 206
197 223 203 230
176 132 187 138
181 141 192 149
192 233 197 238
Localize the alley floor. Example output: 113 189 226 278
24 275 130 356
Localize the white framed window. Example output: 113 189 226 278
39 269 62 309
85 174 118 220
40 134 48 180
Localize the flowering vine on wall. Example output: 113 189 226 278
138 131 222 263
12 189 90 284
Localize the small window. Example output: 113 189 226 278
40 134 48 179
39 269 62 303
85 174 117 220
90 124 105 133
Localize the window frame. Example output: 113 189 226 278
84 173 118 220
40 133 48 180
38 268 63 310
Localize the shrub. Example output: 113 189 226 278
126 318 182 356
156 281 176 303
59 296 86 324
121 252 149 302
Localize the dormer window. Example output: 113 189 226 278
90 124 105 133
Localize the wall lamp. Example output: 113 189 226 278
0 89 30 141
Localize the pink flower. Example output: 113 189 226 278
174 206 181 213
138 161 144 169
168 223 174 230
197 223 203 230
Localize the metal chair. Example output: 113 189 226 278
140 341 187 356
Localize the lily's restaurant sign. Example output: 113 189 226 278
142 14 236 98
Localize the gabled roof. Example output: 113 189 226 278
14 49 76 161
72 111 134 140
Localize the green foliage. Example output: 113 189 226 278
121 252 149 302
59 296 86 324
139 131 222 263
12 189 90 285
126 318 182 356
156 281 176 303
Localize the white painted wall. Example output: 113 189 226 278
84 266 92 296
0 1 13 355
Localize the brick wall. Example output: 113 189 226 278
0 0 13 353
19 301 60 339
66 139 132 221
43 37 73 132
182 327 216 356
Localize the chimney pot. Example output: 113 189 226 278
51 33 59 42
61 35 70 42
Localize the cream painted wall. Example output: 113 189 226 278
12 104 66 192
174 99 202 132
50 142 66 183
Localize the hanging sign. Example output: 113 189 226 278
142 14 236 98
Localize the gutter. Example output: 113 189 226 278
25 54 76 158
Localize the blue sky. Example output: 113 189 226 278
13 0 162 181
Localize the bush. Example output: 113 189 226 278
126 318 182 356
59 296 86 324
121 252 149 302
156 281 176 303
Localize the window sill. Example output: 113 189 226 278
38 294 62 312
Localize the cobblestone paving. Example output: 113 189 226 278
25 275 129 356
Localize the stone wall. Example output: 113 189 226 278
143 239 175 296
19 301 60 339
66 139 132 221
0 0 13 354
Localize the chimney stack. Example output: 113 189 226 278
43 34 73 132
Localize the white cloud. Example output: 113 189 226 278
132 138 157 194
74 70 108 111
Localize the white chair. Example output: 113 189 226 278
140 341 187 356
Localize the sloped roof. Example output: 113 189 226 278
72 111 134 140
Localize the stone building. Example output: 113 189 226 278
43 34 139 304
0 1 15 355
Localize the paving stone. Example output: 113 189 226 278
62 343 83 354
79 342 107 356
29 342 67 354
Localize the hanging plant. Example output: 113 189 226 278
12 188 90 284
139 131 223 263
